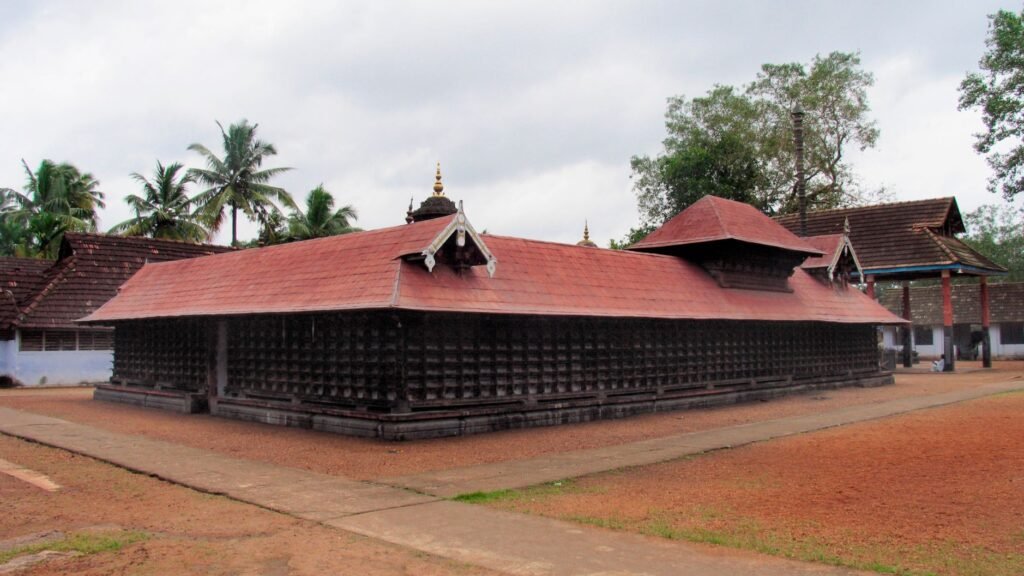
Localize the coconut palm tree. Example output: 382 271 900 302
286 185 359 241
3 160 105 257
109 161 210 242
188 120 295 246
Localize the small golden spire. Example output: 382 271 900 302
433 162 444 196
576 219 597 248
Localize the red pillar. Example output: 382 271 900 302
980 277 992 368
901 283 913 367
866 275 875 299
942 270 954 372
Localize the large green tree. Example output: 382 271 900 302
0 160 105 258
959 8 1024 200
286 185 359 241
962 204 1024 281
109 161 210 242
628 52 880 242
188 120 296 246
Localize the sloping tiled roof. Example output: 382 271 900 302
84 213 904 325
0 257 56 331
631 196 823 255
775 198 1005 277
19 233 233 329
878 282 1024 325
800 234 844 270
0 258 52 306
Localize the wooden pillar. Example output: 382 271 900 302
901 282 913 367
866 275 876 299
942 270 955 372
980 276 992 368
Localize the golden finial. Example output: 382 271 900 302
433 162 444 196
576 219 597 248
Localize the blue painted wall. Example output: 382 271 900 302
0 334 111 387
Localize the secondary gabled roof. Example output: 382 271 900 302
83 211 904 325
18 233 232 329
775 198 1005 278
630 195 823 256
800 234 863 279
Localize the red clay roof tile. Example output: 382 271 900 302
19 233 233 329
631 195 823 255
775 198 1004 275
83 212 903 325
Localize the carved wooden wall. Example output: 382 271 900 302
111 319 208 392
111 311 879 413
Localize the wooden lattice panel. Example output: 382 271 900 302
112 320 208 391
401 314 878 409
225 314 400 409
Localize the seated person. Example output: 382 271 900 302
931 354 945 372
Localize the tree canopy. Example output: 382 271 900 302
108 161 210 242
0 159 105 258
188 120 296 246
959 8 1024 200
627 51 881 245
962 203 1024 282
287 185 359 241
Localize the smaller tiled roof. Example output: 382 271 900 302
800 234 844 270
775 198 1005 277
18 233 233 329
631 196 823 256
0 258 51 306
0 257 53 331
878 282 1024 325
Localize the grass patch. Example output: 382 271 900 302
452 479 581 504
451 489 517 504
0 530 148 565
635 519 919 575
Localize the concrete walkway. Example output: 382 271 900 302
2 378 1022 575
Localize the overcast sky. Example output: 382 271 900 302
0 1 1017 246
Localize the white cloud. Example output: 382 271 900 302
0 0 1015 248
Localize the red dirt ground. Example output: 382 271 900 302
486 391 1024 575
0 435 497 576
0 362 1020 481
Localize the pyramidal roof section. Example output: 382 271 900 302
629 195 823 256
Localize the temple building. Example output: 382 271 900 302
0 233 230 386
776 198 1007 371
83 169 903 439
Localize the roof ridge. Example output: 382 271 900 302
17 254 77 324
775 197 955 220
922 227 957 264
485 233 693 262
706 196 728 238
63 231 229 251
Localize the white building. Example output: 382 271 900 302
879 283 1024 360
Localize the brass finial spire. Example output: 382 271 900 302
433 162 444 196
405 196 415 224
576 219 597 248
